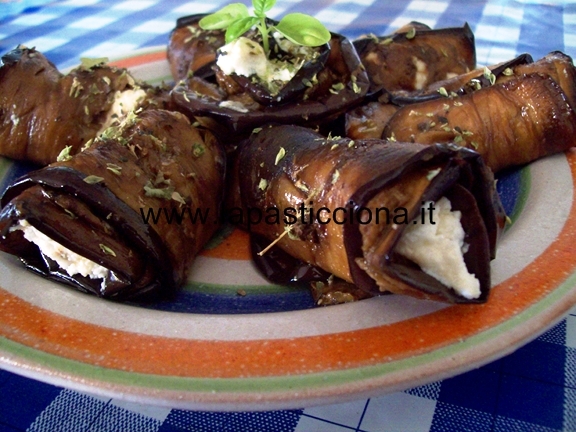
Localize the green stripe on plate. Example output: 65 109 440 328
1 268 575 395
182 281 306 295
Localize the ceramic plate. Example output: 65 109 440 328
0 47 575 411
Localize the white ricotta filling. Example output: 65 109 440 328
216 36 303 89
218 100 249 112
395 197 481 299
97 87 148 135
12 220 110 280
412 56 428 90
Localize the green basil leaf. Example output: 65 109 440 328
275 13 331 46
199 3 250 30
252 0 276 17
225 16 259 43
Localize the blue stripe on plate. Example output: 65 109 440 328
136 289 316 314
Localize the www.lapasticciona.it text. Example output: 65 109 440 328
139 201 437 226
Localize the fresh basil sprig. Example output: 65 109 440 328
199 0 331 56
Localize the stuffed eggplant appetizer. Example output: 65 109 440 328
0 46 171 166
353 22 476 97
383 53 576 172
344 53 534 140
0 109 225 300
169 5 369 138
233 125 504 303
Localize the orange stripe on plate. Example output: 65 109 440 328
200 228 251 260
1 152 575 378
108 51 167 69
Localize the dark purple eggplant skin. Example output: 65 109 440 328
344 54 535 140
236 125 504 303
0 109 226 301
342 143 500 303
249 232 332 286
354 23 476 96
171 33 370 135
512 51 576 111
0 167 174 300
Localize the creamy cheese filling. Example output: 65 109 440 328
216 36 310 94
412 56 428 90
219 100 249 112
12 220 110 280
395 197 481 299
96 87 148 136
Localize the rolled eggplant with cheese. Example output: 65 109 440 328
0 109 225 300
344 53 535 140
170 14 369 137
353 23 476 96
234 125 504 303
388 53 534 105
0 46 170 166
383 70 576 172
384 51 575 107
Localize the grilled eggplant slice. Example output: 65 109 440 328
388 51 575 106
0 109 225 300
0 46 170 166
171 27 369 136
344 54 534 140
234 125 503 303
345 52 576 142
389 53 534 105
167 14 226 81
354 23 476 96
345 101 399 139
511 51 576 110
383 72 576 172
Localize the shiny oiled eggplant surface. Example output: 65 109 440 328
383 71 576 172
0 46 166 166
235 125 503 303
0 109 226 300
170 16 369 136
354 23 476 95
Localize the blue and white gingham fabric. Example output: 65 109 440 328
1 0 576 430
0 313 572 431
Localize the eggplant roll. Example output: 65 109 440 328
0 46 170 166
0 109 225 299
170 15 369 136
390 53 535 105
344 54 534 140
346 52 576 144
167 14 226 81
383 71 576 172
235 125 503 303
387 51 575 107
511 51 576 110
353 23 475 95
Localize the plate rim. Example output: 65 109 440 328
1 46 575 410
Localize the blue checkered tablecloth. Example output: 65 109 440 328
0 316 573 432
1 0 576 431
